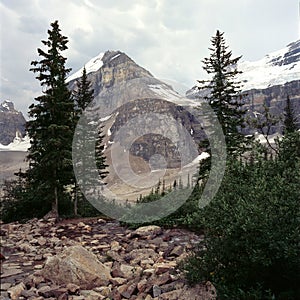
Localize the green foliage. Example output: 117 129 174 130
76 196 102 217
122 187 197 228
24 20 75 218
95 126 109 180
72 66 109 216
0 176 51 222
277 131 300 164
73 66 94 113
183 132 300 299
2 23 110 222
199 30 251 157
125 180 205 230
283 95 298 134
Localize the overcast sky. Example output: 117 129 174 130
1 0 299 116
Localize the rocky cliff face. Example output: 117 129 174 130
269 40 300 67
68 50 182 118
186 80 300 134
0 100 26 145
244 80 300 133
68 51 203 170
108 98 203 168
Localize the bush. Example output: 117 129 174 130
121 186 206 230
183 133 300 299
0 179 51 222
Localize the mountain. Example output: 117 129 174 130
0 101 28 182
68 44 300 199
0 134 30 152
239 39 300 90
186 40 300 133
68 51 204 199
0 100 26 145
68 51 203 164
68 50 196 118
187 39 300 96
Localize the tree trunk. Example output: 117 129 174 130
52 168 59 221
74 184 78 216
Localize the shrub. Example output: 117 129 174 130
183 137 300 299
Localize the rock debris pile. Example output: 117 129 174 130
0 218 216 299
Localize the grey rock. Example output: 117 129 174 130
153 285 161 297
133 226 162 238
0 283 11 291
41 245 111 289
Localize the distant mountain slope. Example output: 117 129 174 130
0 100 26 145
186 40 300 133
186 39 300 97
239 39 300 90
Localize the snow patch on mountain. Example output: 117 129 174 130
1 101 11 111
100 115 112 122
187 40 300 97
182 152 210 170
239 41 300 90
110 53 121 61
67 52 105 83
0 134 30 152
148 84 199 107
0 100 19 114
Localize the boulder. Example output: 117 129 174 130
41 245 111 289
133 225 162 238
126 248 159 265
7 282 25 300
158 283 217 300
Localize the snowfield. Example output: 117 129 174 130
0 135 30 152
239 42 300 90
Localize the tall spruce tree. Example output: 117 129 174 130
26 20 74 219
73 67 93 114
283 95 298 134
72 67 108 215
95 126 109 182
72 67 93 215
199 30 249 156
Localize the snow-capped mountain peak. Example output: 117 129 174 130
238 39 300 90
67 52 105 83
186 39 300 97
0 100 15 112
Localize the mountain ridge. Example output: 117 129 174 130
0 100 26 146
186 39 300 96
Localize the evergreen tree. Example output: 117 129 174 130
72 67 108 215
199 30 250 156
26 20 74 219
95 126 109 182
73 67 93 114
250 104 280 157
72 67 94 215
283 95 298 134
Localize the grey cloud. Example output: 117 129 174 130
1 0 30 11
18 16 48 34
0 0 298 116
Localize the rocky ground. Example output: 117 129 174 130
0 217 216 300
